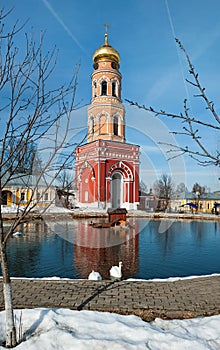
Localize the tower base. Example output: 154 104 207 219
75 140 139 210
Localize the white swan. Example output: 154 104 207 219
110 261 123 279
88 270 102 281
12 231 22 237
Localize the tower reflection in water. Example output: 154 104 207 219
72 219 139 280
5 219 140 279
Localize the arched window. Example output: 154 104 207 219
112 82 116 97
93 82 97 97
100 115 106 134
113 116 119 136
101 81 107 96
118 83 121 98
89 117 94 134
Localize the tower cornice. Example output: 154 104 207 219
88 98 124 107
91 68 122 79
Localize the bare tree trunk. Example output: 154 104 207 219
0 232 17 348
0 7 79 346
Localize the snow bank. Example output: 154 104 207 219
8 272 220 283
0 309 219 349
127 273 220 282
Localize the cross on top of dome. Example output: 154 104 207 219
92 25 120 64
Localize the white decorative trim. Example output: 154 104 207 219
98 75 110 83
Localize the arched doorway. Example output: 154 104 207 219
111 172 122 208
2 190 12 205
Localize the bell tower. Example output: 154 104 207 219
88 31 125 143
75 29 139 210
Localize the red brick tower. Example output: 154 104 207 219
75 30 139 209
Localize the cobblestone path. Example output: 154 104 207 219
0 276 220 321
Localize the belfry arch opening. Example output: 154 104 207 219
93 82 97 97
112 81 116 97
101 81 107 96
111 172 122 208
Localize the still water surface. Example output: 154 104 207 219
4 218 220 280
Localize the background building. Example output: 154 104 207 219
1 175 55 209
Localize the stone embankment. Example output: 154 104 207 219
0 275 220 321
2 208 220 221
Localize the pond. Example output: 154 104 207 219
3 218 220 280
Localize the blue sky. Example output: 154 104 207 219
4 0 220 191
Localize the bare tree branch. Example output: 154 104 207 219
125 39 220 167
0 7 83 347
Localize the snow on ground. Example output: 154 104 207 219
0 308 219 350
1 205 22 213
2 204 218 218
1 204 73 214
41 205 74 214
1 204 107 215
9 272 220 282
127 273 220 283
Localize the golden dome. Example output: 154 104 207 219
93 33 120 64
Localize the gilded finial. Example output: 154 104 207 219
93 24 120 63
104 23 109 45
